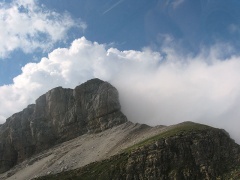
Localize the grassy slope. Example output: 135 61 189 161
35 122 238 180
125 121 211 151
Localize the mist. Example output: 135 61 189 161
111 46 240 144
0 37 239 144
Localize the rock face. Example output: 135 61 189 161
38 122 240 180
0 79 127 173
1 79 240 179
123 127 240 179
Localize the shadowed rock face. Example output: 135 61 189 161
0 79 127 173
36 123 240 180
123 128 240 179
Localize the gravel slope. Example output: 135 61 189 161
0 122 166 180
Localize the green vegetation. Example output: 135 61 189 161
126 121 212 152
35 122 225 180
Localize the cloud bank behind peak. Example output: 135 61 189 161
0 37 240 143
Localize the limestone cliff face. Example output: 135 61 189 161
0 79 127 173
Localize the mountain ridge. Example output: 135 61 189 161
0 78 127 174
0 78 240 180
35 121 240 179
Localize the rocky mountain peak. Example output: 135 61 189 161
1 79 240 179
0 78 127 173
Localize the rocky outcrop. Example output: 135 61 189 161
1 78 240 179
124 126 240 179
37 122 240 180
0 78 127 173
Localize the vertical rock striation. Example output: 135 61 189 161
0 79 127 173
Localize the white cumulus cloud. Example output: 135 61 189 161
0 37 240 143
0 0 86 58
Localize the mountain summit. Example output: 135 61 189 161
0 79 240 180
0 79 127 173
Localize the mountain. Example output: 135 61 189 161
0 79 240 180
36 122 240 180
0 79 127 174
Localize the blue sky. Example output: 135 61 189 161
1 0 240 85
1 0 240 142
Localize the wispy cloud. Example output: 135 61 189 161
0 0 86 58
103 0 125 15
172 0 185 9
